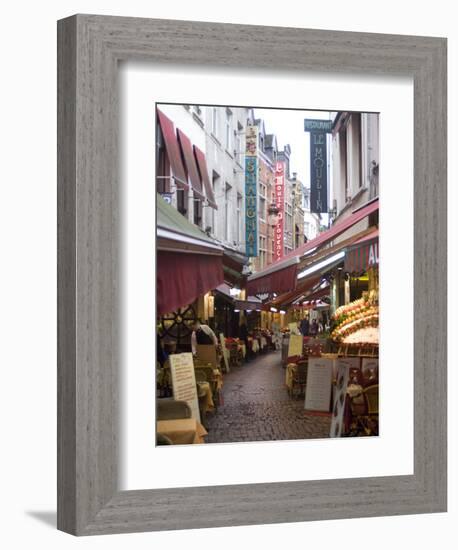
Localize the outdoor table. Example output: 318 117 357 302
156 418 207 445
251 339 260 353
197 381 214 412
240 343 246 358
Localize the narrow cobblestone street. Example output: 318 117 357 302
205 350 331 443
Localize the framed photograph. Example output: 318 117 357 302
57 14 447 535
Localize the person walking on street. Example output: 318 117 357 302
309 318 318 336
300 317 309 336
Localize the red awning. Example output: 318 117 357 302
267 275 322 309
247 199 379 294
157 251 224 316
177 129 205 200
194 146 218 209
345 229 379 273
156 109 188 189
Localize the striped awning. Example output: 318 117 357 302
194 146 218 209
177 129 206 200
156 109 189 189
344 229 379 273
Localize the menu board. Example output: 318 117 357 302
169 353 200 422
304 357 333 412
329 359 350 438
288 334 303 358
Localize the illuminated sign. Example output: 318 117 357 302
304 118 332 214
245 125 258 257
274 161 285 261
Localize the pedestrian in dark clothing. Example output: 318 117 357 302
299 317 309 336
309 319 318 336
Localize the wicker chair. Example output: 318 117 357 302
157 399 192 420
156 433 173 445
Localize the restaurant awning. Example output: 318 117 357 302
268 276 322 309
344 229 379 274
234 297 263 311
247 199 378 295
177 129 206 200
156 109 189 189
194 146 218 209
157 195 224 316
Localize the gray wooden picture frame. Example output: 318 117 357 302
57 14 447 536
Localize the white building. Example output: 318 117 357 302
331 111 380 225
156 103 250 255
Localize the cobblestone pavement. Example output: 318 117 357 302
205 350 331 443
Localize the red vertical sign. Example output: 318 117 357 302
274 161 285 261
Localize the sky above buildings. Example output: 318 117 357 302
252 108 333 189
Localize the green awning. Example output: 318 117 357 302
157 194 222 252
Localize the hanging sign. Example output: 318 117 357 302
274 161 285 261
304 118 332 214
245 124 258 257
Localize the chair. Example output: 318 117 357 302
196 344 219 368
156 433 173 445
157 398 192 420
362 364 379 387
194 362 221 407
348 367 363 386
194 369 211 427
349 384 378 436
363 384 379 415
227 341 242 368
194 369 207 383
290 361 308 398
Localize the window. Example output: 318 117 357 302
225 109 232 151
235 122 243 161
156 124 170 193
193 199 202 227
259 236 267 268
211 107 218 136
236 193 242 244
339 128 348 202
259 182 266 221
224 182 231 241
304 221 310 239
211 171 220 233
177 188 187 217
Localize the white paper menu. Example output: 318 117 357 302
304 357 334 412
169 352 200 422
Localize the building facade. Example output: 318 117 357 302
331 111 380 229
156 103 251 254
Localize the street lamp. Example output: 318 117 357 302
267 203 280 227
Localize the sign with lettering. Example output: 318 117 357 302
344 237 379 273
305 357 334 412
245 124 258 257
274 161 285 261
304 119 333 132
169 353 200 422
304 118 332 214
